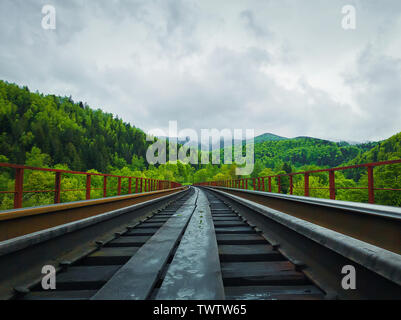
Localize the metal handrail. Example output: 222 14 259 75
194 159 401 204
0 162 182 209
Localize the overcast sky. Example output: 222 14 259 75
1 0 401 142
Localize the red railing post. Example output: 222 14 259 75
258 178 261 191
268 177 272 192
54 172 61 204
252 178 256 190
140 178 143 192
245 179 248 190
289 175 293 195
329 171 336 200
103 176 107 198
128 177 132 194
261 177 265 191
117 177 122 196
277 176 281 193
86 174 91 200
13 168 24 208
304 173 309 197
368 166 375 204
135 178 139 193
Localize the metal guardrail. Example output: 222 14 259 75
195 159 401 205
0 162 182 209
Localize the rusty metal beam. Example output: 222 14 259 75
203 187 401 254
0 187 187 242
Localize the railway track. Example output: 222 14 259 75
205 192 324 300
15 190 195 300
1 187 400 300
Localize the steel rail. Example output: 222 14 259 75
202 187 401 299
0 187 191 300
0 187 187 242
201 186 401 254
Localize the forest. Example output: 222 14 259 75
0 80 400 209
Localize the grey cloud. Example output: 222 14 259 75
344 45 401 140
240 10 271 38
0 0 400 142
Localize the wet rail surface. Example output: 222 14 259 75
14 187 327 300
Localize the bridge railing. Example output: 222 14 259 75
194 159 401 205
0 163 182 209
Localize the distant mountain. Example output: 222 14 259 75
293 136 327 141
253 133 288 143
160 132 288 151
159 136 242 151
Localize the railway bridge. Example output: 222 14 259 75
0 161 400 300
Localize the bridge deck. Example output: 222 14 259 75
1 187 399 300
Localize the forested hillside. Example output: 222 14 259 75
0 80 150 172
347 132 401 164
254 137 378 170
